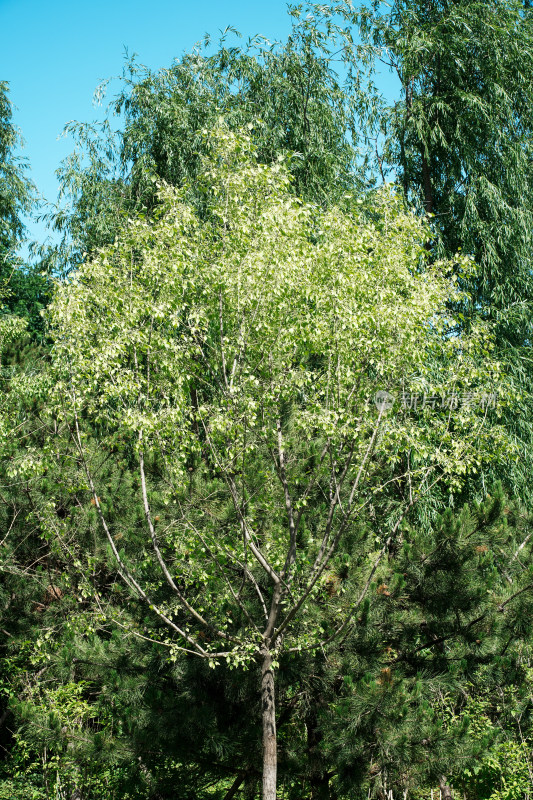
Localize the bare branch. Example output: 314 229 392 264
186 520 261 633
280 467 443 651
68 393 209 657
199 412 282 585
219 290 229 390
498 581 533 612
275 419 298 582
0 508 20 547
512 527 533 562
138 439 240 645
312 406 385 580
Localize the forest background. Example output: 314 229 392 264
2 1 533 800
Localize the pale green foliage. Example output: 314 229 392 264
48 20 371 277
447 690 533 800
0 312 26 350
310 0 533 499
0 286 27 444
47 126 510 661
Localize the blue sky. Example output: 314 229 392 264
1 0 398 257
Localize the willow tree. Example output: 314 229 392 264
45 128 508 800
310 0 533 499
49 17 368 278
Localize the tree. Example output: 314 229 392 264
41 126 510 800
48 19 370 276
322 486 533 799
0 81 34 275
320 0 533 500
0 81 50 339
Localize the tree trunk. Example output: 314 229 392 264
421 149 433 215
261 649 277 800
224 774 245 800
439 777 452 800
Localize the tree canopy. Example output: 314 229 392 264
37 127 515 799
2 3 533 799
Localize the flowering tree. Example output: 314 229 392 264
47 128 508 800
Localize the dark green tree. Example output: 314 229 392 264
0 81 50 339
0 81 33 274
322 487 533 799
